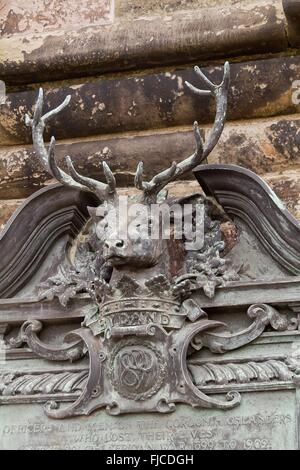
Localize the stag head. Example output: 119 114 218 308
26 63 230 271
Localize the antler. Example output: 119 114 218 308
26 88 116 202
135 62 230 201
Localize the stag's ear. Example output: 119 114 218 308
87 206 97 218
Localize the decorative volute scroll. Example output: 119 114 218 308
2 61 300 422
9 320 85 362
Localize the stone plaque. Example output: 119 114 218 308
0 392 296 450
2 61 300 450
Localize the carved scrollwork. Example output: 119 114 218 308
9 320 85 362
197 304 291 354
247 304 289 331
172 319 241 410
45 328 104 419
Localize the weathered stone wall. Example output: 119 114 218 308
0 0 300 229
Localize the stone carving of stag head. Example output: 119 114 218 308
25 63 230 279
92 195 165 270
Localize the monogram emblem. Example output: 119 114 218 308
109 340 166 401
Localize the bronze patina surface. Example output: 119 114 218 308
1 60 300 449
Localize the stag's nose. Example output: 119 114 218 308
104 239 125 250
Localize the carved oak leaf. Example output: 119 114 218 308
115 275 140 297
172 279 192 299
39 265 75 300
58 286 78 308
39 268 93 306
183 229 239 298
145 275 171 296
39 252 100 306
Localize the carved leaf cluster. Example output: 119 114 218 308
39 199 239 305
145 275 171 296
39 243 108 306
176 213 239 299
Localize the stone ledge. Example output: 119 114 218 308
0 1 288 85
0 113 299 198
1 54 300 146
